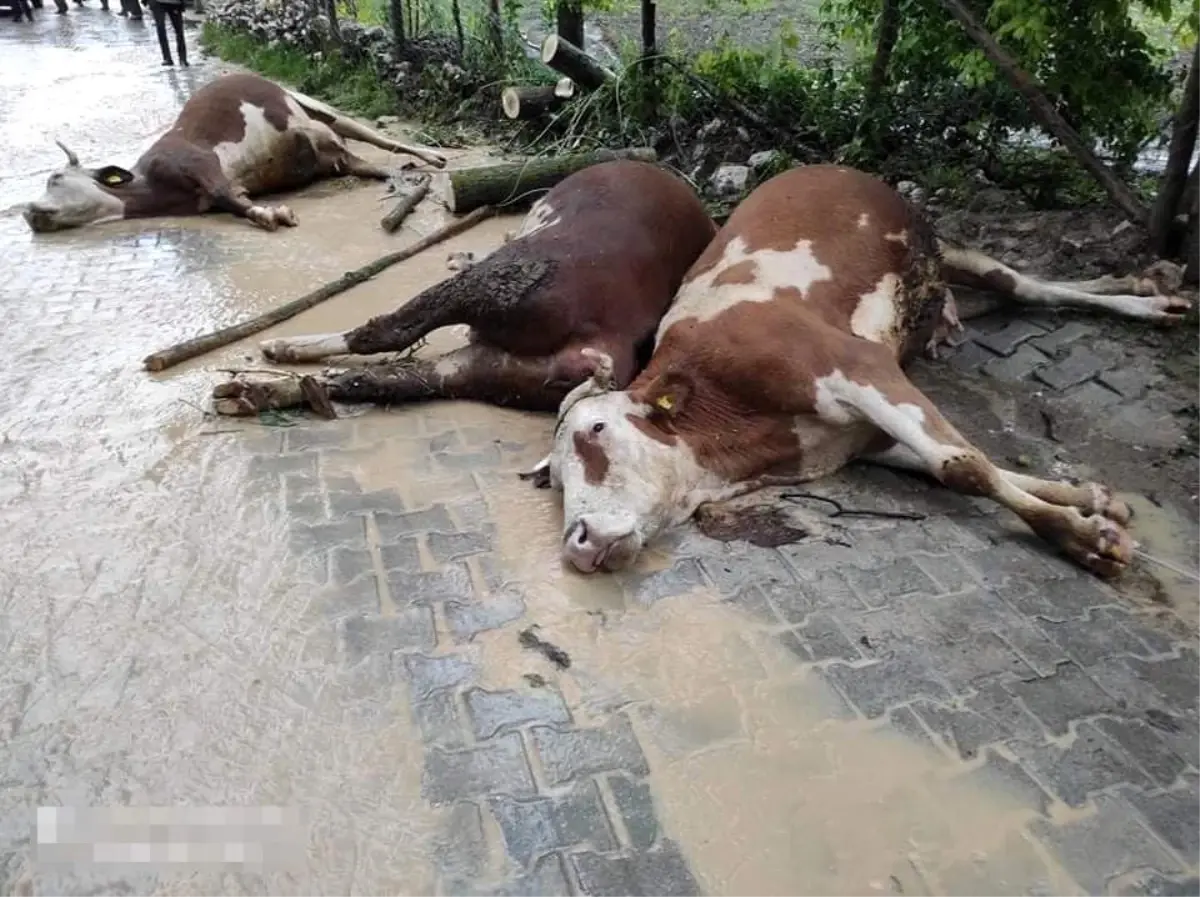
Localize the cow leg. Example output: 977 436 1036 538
861 441 1132 525
210 183 298 231
260 257 559 363
340 151 395 180
939 243 1191 322
213 343 588 416
819 363 1132 576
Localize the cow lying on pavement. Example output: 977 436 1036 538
22 72 447 233
534 165 1191 579
209 160 718 414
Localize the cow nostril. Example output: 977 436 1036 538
574 521 589 546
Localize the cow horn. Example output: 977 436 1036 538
55 140 80 167
552 349 617 435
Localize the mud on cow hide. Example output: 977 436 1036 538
21 72 446 234
209 159 718 415
538 164 1192 580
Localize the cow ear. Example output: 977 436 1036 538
94 166 134 188
645 374 691 420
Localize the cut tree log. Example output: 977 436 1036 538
142 205 496 373
380 173 431 233
443 147 657 214
937 0 1148 225
501 78 577 120
541 34 615 90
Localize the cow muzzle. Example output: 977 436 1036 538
562 515 642 573
23 205 67 233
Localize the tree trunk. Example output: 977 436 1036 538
501 79 576 119
864 0 900 111
937 0 1148 225
541 34 615 90
641 0 658 119
1181 164 1199 284
556 0 584 50
325 0 340 43
442 147 658 214
487 0 502 53
450 0 464 54
390 0 405 58
1150 43 1199 256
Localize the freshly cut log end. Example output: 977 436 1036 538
501 80 578 120
540 33 616 91
442 147 658 214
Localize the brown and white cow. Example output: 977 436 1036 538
209 159 718 414
22 72 446 234
538 164 1191 578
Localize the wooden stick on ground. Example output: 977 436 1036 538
142 205 496 373
380 173 432 233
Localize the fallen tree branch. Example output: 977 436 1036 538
142 205 496 372
659 56 819 162
380 173 431 233
937 0 1147 224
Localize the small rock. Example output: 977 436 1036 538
748 149 784 171
1111 219 1135 236
699 118 725 138
896 180 926 204
376 115 400 126
709 164 751 199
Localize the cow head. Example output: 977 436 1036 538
23 142 132 233
546 350 725 573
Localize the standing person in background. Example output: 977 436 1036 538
117 0 144 22
147 0 188 66
11 0 34 23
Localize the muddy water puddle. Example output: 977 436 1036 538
460 472 1087 895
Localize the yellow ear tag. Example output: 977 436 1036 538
104 174 124 185
655 395 674 411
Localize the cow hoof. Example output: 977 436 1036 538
211 375 305 415
1086 483 1132 526
275 205 299 228
1058 512 1133 579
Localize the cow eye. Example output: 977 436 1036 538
591 422 605 434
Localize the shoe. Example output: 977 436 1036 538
162 58 174 65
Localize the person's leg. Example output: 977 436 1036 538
126 0 142 19
54 0 68 15
168 5 188 65
151 3 174 63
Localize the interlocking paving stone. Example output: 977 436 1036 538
530 715 651 786
1030 794 1185 894
422 733 537 805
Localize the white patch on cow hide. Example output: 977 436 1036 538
213 102 285 183
813 369 928 437
884 230 909 246
515 197 562 240
857 212 871 229
849 272 901 344
655 235 833 340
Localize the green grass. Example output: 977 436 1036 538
200 24 399 119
